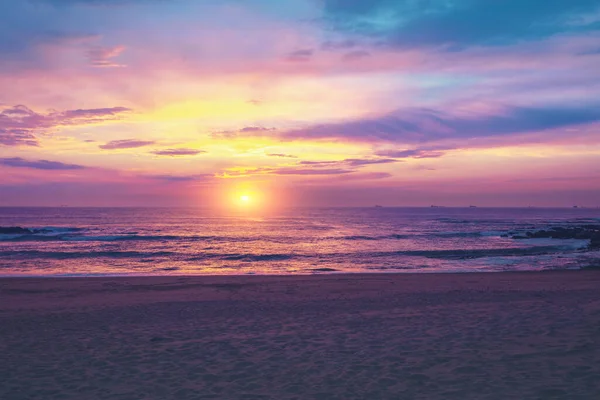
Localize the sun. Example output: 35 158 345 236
240 194 251 204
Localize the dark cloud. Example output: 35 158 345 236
324 0 600 49
99 139 154 149
281 104 600 143
151 148 206 156
0 105 131 146
285 49 314 62
0 157 86 170
267 153 298 158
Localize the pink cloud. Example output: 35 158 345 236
86 45 126 68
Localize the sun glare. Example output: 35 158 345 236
240 195 251 203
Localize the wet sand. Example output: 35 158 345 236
1 271 600 399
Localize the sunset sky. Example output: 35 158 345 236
1 0 599 207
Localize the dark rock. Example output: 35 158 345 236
582 264 600 270
0 227 33 235
511 225 600 249
590 234 600 249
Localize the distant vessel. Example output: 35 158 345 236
374 205 383 208
469 205 477 208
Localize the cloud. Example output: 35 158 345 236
86 45 126 67
145 174 213 182
210 126 275 139
267 153 298 158
342 50 370 61
375 149 446 159
281 104 600 143
0 129 38 146
151 148 206 156
322 171 392 181
0 157 86 170
222 162 377 177
99 139 154 149
285 49 314 62
323 0 600 49
273 167 354 175
321 39 359 51
579 47 600 56
0 105 131 146
343 158 397 166
298 160 338 166
298 158 399 168
39 0 158 4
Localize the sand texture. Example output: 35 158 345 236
1 271 600 399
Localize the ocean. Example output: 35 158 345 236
0 207 599 276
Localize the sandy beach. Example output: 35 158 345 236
1 271 600 399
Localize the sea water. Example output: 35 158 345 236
0 207 599 276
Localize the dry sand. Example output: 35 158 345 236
1 271 600 399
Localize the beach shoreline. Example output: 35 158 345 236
2 270 600 399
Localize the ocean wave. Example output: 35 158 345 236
220 254 295 262
0 243 587 264
340 232 496 240
0 250 176 260
0 232 257 243
375 246 584 260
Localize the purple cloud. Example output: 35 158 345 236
151 148 206 156
285 49 314 62
0 105 131 146
281 104 600 143
0 157 86 170
375 149 446 159
344 158 397 166
146 174 213 182
321 39 359 51
342 50 370 61
298 158 399 167
299 160 338 166
210 126 275 139
0 129 38 146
